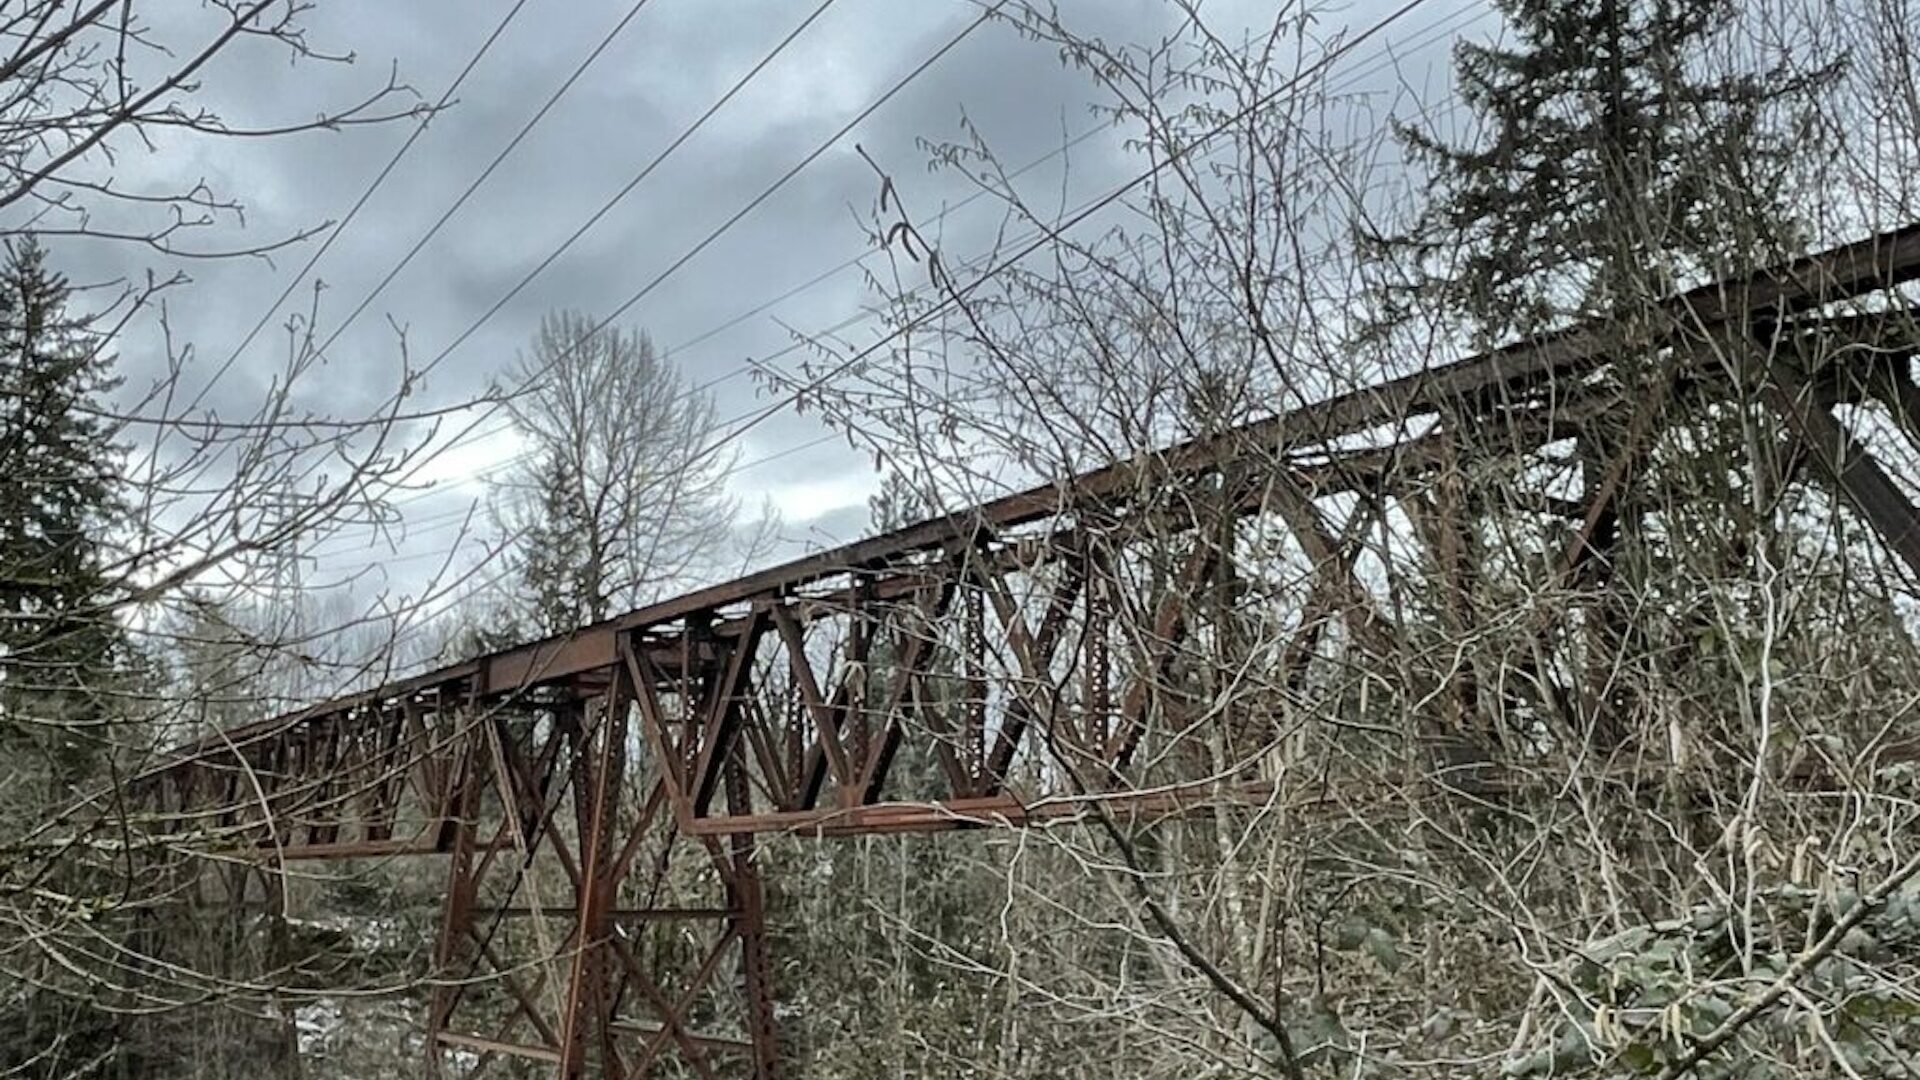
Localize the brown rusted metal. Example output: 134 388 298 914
1768 362 1920 578
125 223 1920 1078
772 602 854 798
1107 540 1217 771
687 612 765 815
435 1031 564 1065
561 691 627 1079
427 714 481 1079
727 751 781 1079
852 580 954 803
148 223 1920 777
676 780 1287 838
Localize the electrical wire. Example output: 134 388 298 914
301 5 1023 570
309 430 838 571
186 0 540 415
705 0 1446 464
296 3 1012 560
309 0 663 365
417 0 844 380
357 0 1487 529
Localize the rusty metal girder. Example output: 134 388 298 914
142 222 1920 780
127 222 1920 1079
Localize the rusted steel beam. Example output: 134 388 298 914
624 641 688 801
851 581 954 804
467 926 566 1052
428 722 484 1075
560 694 627 1079
687 615 766 815
1107 541 1218 771
1767 365 1920 578
152 223 1920 776
622 927 739 1077
980 558 1087 785
478 906 736 921
607 1022 754 1053
434 1031 563 1064
771 603 855 796
681 781 1284 838
726 755 782 1080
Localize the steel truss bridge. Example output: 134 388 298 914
133 224 1920 1077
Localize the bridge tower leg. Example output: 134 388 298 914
728 755 782 1080
412 656 783 1080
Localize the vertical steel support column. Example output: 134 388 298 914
726 752 781 1079
1084 557 1112 751
961 584 986 793
428 708 484 1078
1425 423 1482 733
561 692 628 1078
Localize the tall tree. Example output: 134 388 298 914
1371 0 1828 343
1366 0 1833 743
0 11 492 1080
490 311 736 636
0 237 128 791
0 240 145 1080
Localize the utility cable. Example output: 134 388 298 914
188 0 540 415
310 0 662 365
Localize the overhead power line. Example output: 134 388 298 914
192 0 539 414
326 0 1468 580
311 0 663 364
310 430 839 570
343 4 1010 523
305 2 1002 568
711 0 1443 456
378 0 1483 518
420 0 844 378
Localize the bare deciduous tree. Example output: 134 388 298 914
0 1 424 260
0 6 485 1077
759 1 1920 1077
489 310 738 636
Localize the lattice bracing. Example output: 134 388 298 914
131 222 1920 1077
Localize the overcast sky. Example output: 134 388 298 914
63 0 1481 617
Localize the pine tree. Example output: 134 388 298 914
1368 0 1831 744
0 238 129 790
1373 0 1830 344
515 448 598 634
0 241 138 1077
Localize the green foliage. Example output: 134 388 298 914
1508 884 1920 1077
0 242 147 1078
1371 0 1829 343
0 237 131 788
511 448 600 636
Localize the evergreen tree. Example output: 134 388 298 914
514 448 598 634
1367 0 1832 744
0 241 137 1076
1372 0 1830 344
0 238 129 791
